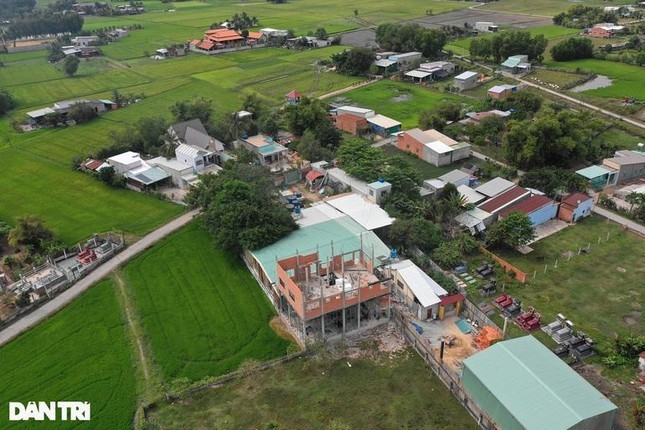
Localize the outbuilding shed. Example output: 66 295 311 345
462 336 617 430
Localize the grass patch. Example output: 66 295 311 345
491 216 644 350
481 0 626 16
544 58 645 100
592 126 644 152
124 222 292 382
148 350 478 430
339 80 466 129
381 145 480 179
526 68 586 88
0 281 137 429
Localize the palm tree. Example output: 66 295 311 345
625 192 644 212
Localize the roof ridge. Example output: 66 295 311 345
499 340 583 422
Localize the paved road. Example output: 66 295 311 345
0 210 200 348
508 73 645 130
452 54 645 130
592 206 645 236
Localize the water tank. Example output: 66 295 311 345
390 248 398 260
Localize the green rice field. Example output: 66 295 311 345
340 80 465 129
124 222 292 382
481 0 632 16
0 281 137 429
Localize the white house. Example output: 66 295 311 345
453 71 479 91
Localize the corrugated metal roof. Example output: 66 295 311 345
390 260 446 308
576 165 614 179
457 185 486 205
478 186 530 213
475 177 515 197
455 71 478 80
366 114 401 129
499 194 555 217
405 70 431 79
463 336 617 429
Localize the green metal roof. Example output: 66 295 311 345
576 165 612 180
462 336 617 430
250 216 390 284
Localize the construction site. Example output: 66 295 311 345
276 247 391 341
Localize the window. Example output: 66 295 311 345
288 291 296 302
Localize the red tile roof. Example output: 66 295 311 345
247 32 264 39
198 40 214 50
478 186 530 213
83 159 103 170
561 192 592 208
306 170 324 182
205 29 243 42
500 195 555 217
285 90 301 99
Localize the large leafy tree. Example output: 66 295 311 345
337 138 420 196
486 212 536 249
388 218 443 254
63 54 79 77
375 23 446 58
7 215 55 252
331 47 375 76
170 97 214 128
186 164 297 253
518 167 587 197
0 90 17 116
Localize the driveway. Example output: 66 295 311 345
0 210 200 348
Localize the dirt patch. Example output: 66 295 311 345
575 364 633 430
616 266 627 273
623 315 639 326
628 289 640 296
410 9 551 30
391 94 412 103
270 316 299 345
345 322 407 360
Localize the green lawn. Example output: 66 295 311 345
340 80 466 129
149 350 478 430
525 68 586 88
124 222 292 382
592 127 645 152
491 216 644 350
381 145 480 180
0 281 137 429
544 58 645 101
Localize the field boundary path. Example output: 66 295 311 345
592 206 645 236
452 54 645 130
0 210 199 348
318 78 381 100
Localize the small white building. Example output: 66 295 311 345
453 71 479 91
438 169 470 188
367 180 392 205
72 36 98 47
389 52 422 69
474 22 498 33
335 106 375 118
388 260 448 320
